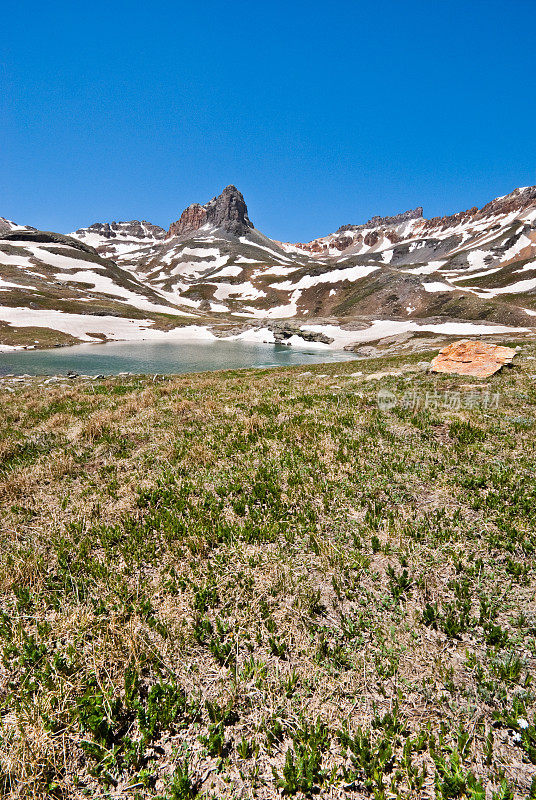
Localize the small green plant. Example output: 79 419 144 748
193 580 219 613
138 681 191 741
492 780 514 800
273 743 326 795
505 557 529 581
199 722 226 758
491 652 524 683
315 632 350 670
161 762 198 799
262 710 286 752
237 736 252 759
493 702 536 764
268 634 287 659
338 720 403 795
272 719 329 795
387 564 412 601
208 617 236 666
484 623 509 647
284 668 299 697
422 599 471 639
433 749 484 799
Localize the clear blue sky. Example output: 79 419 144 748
2 0 535 241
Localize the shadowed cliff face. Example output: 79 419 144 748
167 185 254 238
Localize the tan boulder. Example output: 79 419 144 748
430 339 516 378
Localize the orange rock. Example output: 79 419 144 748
430 340 516 378
167 203 207 238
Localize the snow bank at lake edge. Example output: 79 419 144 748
0 308 532 353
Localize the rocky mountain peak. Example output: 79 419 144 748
167 203 208 238
477 185 536 219
167 185 254 239
367 206 424 227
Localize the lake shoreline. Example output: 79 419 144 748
0 317 533 355
0 337 358 378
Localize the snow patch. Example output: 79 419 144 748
213 282 266 301
403 261 446 275
475 277 536 296
181 247 222 258
422 281 456 293
275 265 378 291
210 265 243 278
239 238 292 262
229 327 276 344
0 307 216 344
300 320 528 348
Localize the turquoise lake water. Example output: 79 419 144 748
0 339 356 376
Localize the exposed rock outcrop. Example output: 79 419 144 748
293 240 329 254
337 207 424 233
268 322 333 344
430 340 516 377
420 188 536 232
367 207 424 228
74 221 166 241
167 185 254 239
364 230 380 247
167 204 207 238
422 208 478 231
477 186 536 219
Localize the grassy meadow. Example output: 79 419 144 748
1 344 536 799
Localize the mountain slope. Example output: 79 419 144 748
71 185 536 330
0 225 196 348
73 186 322 317
2 184 536 349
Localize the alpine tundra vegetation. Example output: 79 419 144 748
4 2 536 798
1 342 536 798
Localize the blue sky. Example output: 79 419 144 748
2 0 535 241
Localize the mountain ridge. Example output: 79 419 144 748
0 184 535 350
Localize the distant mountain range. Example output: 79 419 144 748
1 183 535 350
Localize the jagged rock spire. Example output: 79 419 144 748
167 185 254 238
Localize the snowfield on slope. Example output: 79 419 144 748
422 281 456 292
0 308 214 345
299 320 529 348
52 269 186 314
472 277 536 297
274 265 378 290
